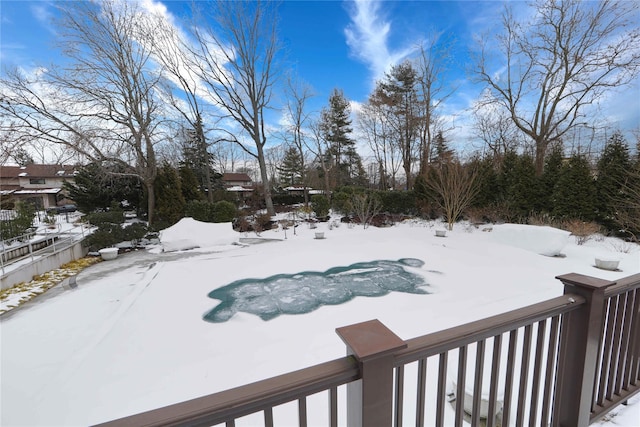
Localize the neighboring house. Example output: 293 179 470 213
222 173 254 200
0 164 78 209
221 173 252 188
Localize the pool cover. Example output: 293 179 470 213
203 258 430 322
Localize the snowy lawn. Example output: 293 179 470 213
1 217 638 426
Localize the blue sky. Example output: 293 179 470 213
1 0 639 158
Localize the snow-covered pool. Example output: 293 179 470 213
203 258 431 322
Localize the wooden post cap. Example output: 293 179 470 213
336 319 407 362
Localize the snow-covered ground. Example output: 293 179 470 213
1 216 638 426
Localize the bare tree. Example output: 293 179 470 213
28 139 78 165
472 104 522 164
284 75 314 205
359 90 403 190
475 0 640 175
143 15 218 202
351 193 382 229
307 119 334 198
189 0 279 216
415 38 455 175
265 144 286 186
426 162 480 231
212 140 241 174
0 1 166 224
0 124 27 164
615 169 640 242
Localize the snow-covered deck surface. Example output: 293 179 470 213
1 218 638 426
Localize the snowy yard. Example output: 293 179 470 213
1 217 638 426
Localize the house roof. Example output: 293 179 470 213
222 173 252 182
226 185 254 192
0 164 78 179
14 188 62 195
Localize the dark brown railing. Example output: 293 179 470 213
590 274 640 423
96 272 640 427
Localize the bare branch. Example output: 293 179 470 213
474 0 640 175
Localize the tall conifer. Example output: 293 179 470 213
595 132 631 229
552 154 596 220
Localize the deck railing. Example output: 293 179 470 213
96 272 640 427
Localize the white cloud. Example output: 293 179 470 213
344 0 416 85
30 3 57 36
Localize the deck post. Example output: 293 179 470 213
553 273 615 427
336 319 406 427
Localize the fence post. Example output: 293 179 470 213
553 273 615 427
336 319 406 427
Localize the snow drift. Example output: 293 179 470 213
159 218 239 251
491 224 570 257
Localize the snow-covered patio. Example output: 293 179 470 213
1 218 638 426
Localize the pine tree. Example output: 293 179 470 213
595 132 631 230
278 146 303 186
154 163 185 229
63 162 143 213
320 88 362 188
468 155 499 209
552 154 596 220
540 143 564 214
179 165 204 203
497 152 539 221
181 117 217 201
432 131 454 166
12 147 34 166
375 61 420 188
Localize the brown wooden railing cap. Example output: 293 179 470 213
555 273 616 290
336 319 407 362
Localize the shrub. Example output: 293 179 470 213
528 212 561 228
233 215 252 232
271 193 305 206
84 223 124 251
562 219 601 245
213 201 237 222
185 200 237 223
351 193 382 229
210 189 237 204
378 190 417 215
311 195 330 218
254 213 274 234
85 210 124 227
122 222 148 242
1 202 36 241
330 191 352 215
185 200 215 222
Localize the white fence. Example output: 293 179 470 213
0 232 88 290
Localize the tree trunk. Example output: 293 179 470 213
535 140 546 177
146 180 155 226
256 144 275 216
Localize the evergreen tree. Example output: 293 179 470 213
63 162 143 213
468 155 499 209
349 153 369 187
595 132 631 230
552 154 596 220
431 131 454 166
180 117 218 200
278 146 303 186
320 88 362 188
179 165 204 203
154 162 185 229
540 143 564 213
497 152 539 221
12 147 34 166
